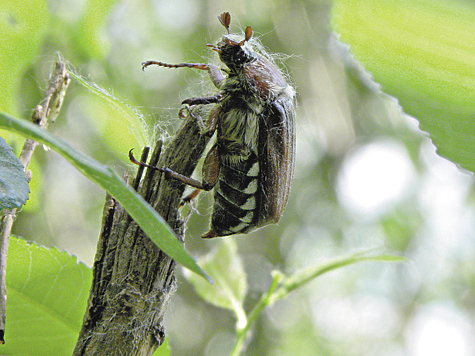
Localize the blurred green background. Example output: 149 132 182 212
2 0 475 355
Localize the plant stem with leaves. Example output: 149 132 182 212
229 248 406 355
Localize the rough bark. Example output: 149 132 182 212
73 111 211 355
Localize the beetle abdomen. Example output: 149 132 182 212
210 149 261 237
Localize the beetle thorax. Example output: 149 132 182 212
218 104 261 159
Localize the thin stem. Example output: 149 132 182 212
230 271 284 356
0 211 14 344
0 59 69 343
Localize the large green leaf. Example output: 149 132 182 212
0 112 210 282
1 237 92 355
0 137 29 209
332 0 475 173
2 237 173 355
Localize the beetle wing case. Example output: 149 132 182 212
258 94 295 226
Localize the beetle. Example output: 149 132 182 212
137 12 295 238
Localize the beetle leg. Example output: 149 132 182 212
201 146 220 239
179 189 201 207
161 167 206 189
201 143 220 189
129 149 206 189
179 105 207 134
182 94 222 106
179 145 222 208
207 65 226 88
142 61 210 71
205 106 219 136
142 61 225 88
179 143 220 207
179 105 219 137
129 144 220 193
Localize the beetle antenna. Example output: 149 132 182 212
238 26 253 46
218 12 231 34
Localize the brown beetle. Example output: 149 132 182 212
138 12 295 238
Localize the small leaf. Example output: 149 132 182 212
1 237 92 355
0 111 210 282
184 240 247 324
0 136 29 209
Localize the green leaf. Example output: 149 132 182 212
0 111 210 282
0 136 29 209
332 0 475 173
1 237 92 355
184 240 247 326
0 0 49 116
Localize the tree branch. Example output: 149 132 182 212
73 109 211 355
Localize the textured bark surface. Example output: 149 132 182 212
73 113 210 356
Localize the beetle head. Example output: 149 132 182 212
207 12 255 70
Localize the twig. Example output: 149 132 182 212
0 59 69 344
